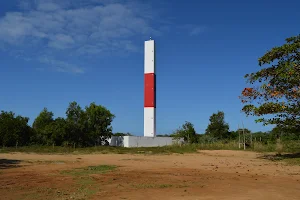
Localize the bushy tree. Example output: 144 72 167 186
240 35 300 128
32 108 54 144
0 111 32 147
205 111 230 139
65 101 85 146
172 121 198 144
85 102 115 145
32 108 54 131
44 117 67 146
269 125 300 141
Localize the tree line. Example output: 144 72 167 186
169 110 300 145
0 101 115 147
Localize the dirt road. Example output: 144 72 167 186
1 150 300 200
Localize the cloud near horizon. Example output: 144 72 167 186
0 0 206 74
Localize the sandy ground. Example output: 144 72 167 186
0 150 300 200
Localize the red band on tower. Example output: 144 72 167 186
144 73 156 107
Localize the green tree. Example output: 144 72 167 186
172 121 198 144
32 108 54 144
85 102 115 145
240 34 300 128
269 125 300 141
252 131 270 143
114 132 133 136
44 117 67 146
0 111 32 147
32 108 54 131
205 111 230 139
228 131 239 140
65 101 85 147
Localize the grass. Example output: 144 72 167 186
196 140 300 153
22 186 74 200
75 176 97 198
132 183 173 189
59 165 117 199
284 158 300 166
23 160 66 164
260 152 300 166
0 144 199 155
61 164 117 177
1 141 299 156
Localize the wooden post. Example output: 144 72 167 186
238 124 241 149
242 121 246 150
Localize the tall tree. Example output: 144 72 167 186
32 108 54 144
240 35 300 128
205 111 230 139
32 108 54 131
85 102 115 145
44 117 67 146
65 101 85 146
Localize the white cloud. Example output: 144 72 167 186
0 0 160 74
0 0 206 74
189 26 206 36
179 24 207 36
48 34 75 49
37 2 61 11
39 57 84 74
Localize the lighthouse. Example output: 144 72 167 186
144 39 156 137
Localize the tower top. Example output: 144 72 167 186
149 37 152 40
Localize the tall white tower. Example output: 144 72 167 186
144 39 156 137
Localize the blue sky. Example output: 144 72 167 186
0 0 299 135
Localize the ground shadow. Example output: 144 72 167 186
0 159 22 169
259 153 300 161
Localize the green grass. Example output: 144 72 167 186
75 176 97 198
61 165 117 177
197 141 300 153
0 144 198 155
23 160 66 164
284 158 300 166
260 153 300 166
132 183 173 189
60 165 117 199
1 141 299 155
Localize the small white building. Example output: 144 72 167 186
108 136 184 148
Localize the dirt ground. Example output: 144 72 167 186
1 150 300 200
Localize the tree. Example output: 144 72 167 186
44 117 67 146
114 132 133 136
240 35 300 128
64 101 115 147
32 108 54 144
269 125 300 141
205 111 230 139
0 111 32 147
172 121 198 144
65 101 85 147
32 108 54 131
85 102 115 145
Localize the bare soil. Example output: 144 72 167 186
1 150 300 200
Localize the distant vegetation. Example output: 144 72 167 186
0 34 299 154
0 101 115 148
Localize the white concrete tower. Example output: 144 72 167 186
144 39 156 137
